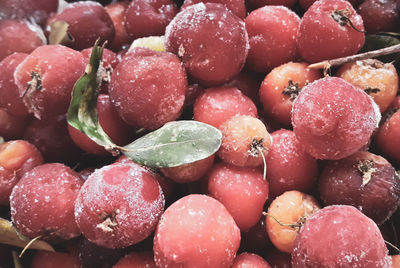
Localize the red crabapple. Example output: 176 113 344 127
375 109 400 164
0 52 29 117
218 115 272 167
247 0 297 9
165 3 249 86
113 251 156 268
357 0 400 34
207 162 269 231
24 115 82 164
14 45 86 119
0 108 30 140
160 155 215 183
266 191 321 253
232 253 271 268
245 6 300 73
78 238 126 268
153 194 240 267
318 151 400 224
336 59 398 113
46 1 115 50
109 47 187 130
0 0 58 25
0 20 44 61
31 251 80 268
124 0 178 39
104 2 132 51
291 77 380 160
75 163 164 248
298 0 365 63
193 86 258 129
0 140 43 205
266 129 318 198
259 62 322 126
10 163 84 241
181 0 246 19
291 205 392 267
68 94 133 156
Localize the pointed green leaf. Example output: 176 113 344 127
67 40 116 149
122 121 222 168
361 34 400 63
0 218 54 252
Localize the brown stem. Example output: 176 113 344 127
19 235 42 258
309 44 400 70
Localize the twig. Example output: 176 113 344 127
309 44 400 70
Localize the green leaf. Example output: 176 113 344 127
121 120 222 168
0 218 54 252
361 34 400 63
67 40 116 150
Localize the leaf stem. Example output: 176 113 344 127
19 235 42 258
309 44 400 70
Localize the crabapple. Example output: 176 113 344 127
291 77 380 160
75 162 164 248
10 163 84 241
165 3 249 86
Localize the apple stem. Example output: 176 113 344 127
309 44 400 70
384 240 400 253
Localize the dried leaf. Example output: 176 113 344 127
48 21 74 45
0 218 54 252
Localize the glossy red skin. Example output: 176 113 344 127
124 0 178 39
14 45 86 119
0 53 29 117
375 110 400 164
46 2 115 50
207 162 269 231
109 48 187 130
165 3 249 86
299 0 362 10
75 163 165 249
292 77 380 160
114 251 156 268
160 154 215 183
114 156 176 201
0 20 43 61
31 251 80 268
291 205 391 267
259 62 322 126
24 115 82 164
266 129 318 198
298 0 365 63
245 6 300 73
232 253 271 268
0 140 43 205
0 0 58 25
193 86 258 128
0 109 30 140
68 94 133 156
318 151 400 225
10 163 84 241
181 0 246 19
105 2 132 51
247 0 297 9
153 194 240 268
358 0 399 33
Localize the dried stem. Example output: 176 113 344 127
309 44 400 70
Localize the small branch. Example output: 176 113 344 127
309 44 400 70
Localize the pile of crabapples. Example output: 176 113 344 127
1 0 400 267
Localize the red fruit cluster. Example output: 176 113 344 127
0 0 399 267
